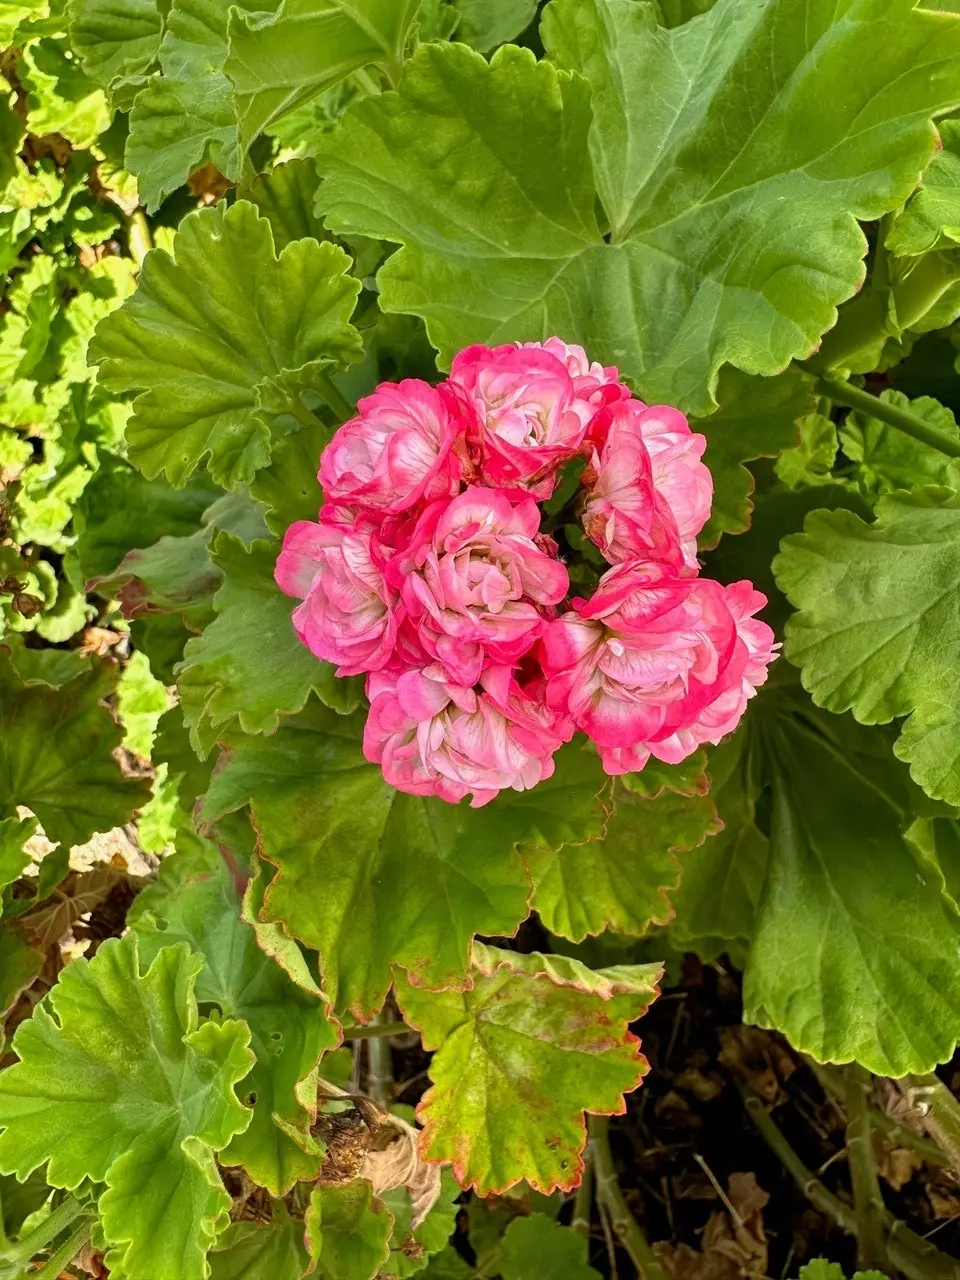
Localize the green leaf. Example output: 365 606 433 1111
308 1180 393 1280
419 1248 472 1280
129 835 338 1195
21 36 112 148
667 735 768 962
225 0 421 162
209 1206 311 1279
888 118 960 255
797 1266 887 1280
775 489 960 806
775 414 841 491
124 0 279 209
67 0 163 108
90 200 362 488
249 415 327 536
526 757 719 943
0 649 150 848
249 158 327 252
316 0 960 411
117 650 171 759
740 676 960 1075
0 925 43 1022
499 1213 601 1280
0 933 254 1280
75 460 220 581
453 0 537 51
838 389 960 495
0 817 33 912
94 489 269 631
200 703 535 1016
176 532 359 755
394 944 660 1195
695 368 815 547
380 1168 460 1279
0 93 23 195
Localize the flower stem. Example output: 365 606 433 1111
315 372 355 424
590 1115 666 1280
29 1217 92 1280
845 1064 887 1272
366 1010 394 1109
812 375 960 458
340 1020 410 1039
740 1083 960 1280
0 1195 86 1271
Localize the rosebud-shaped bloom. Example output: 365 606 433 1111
319 379 469 514
521 338 629 418
581 401 685 570
541 562 776 774
275 512 397 676
637 406 712 569
390 486 569 686
582 401 710 572
450 343 594 497
364 664 569 807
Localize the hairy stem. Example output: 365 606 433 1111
845 1065 887 1272
812 375 960 459
590 1116 666 1280
740 1085 960 1280
315 372 355 424
901 1073 960 1174
572 1147 594 1240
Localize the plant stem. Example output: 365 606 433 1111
590 1116 666 1280
340 1020 410 1039
572 1147 594 1240
809 1060 948 1167
26 1217 92 1280
813 375 960 458
740 1084 960 1280
845 1065 887 1272
126 210 153 266
314 372 355 424
901 1073 960 1174
3 1196 86 1269
366 1010 394 1110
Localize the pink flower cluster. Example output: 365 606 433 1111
276 340 777 807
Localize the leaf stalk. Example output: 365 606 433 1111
589 1115 666 1280
812 375 960 459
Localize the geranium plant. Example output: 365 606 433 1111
4 0 960 1276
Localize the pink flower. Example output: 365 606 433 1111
389 486 569 686
581 401 685 571
636 406 712 570
582 401 710 572
541 562 776 774
319 379 469 514
275 512 398 676
450 343 595 497
364 665 569 807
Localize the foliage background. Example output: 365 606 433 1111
5 0 960 1275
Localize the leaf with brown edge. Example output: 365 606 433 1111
526 768 720 944
394 943 661 1196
